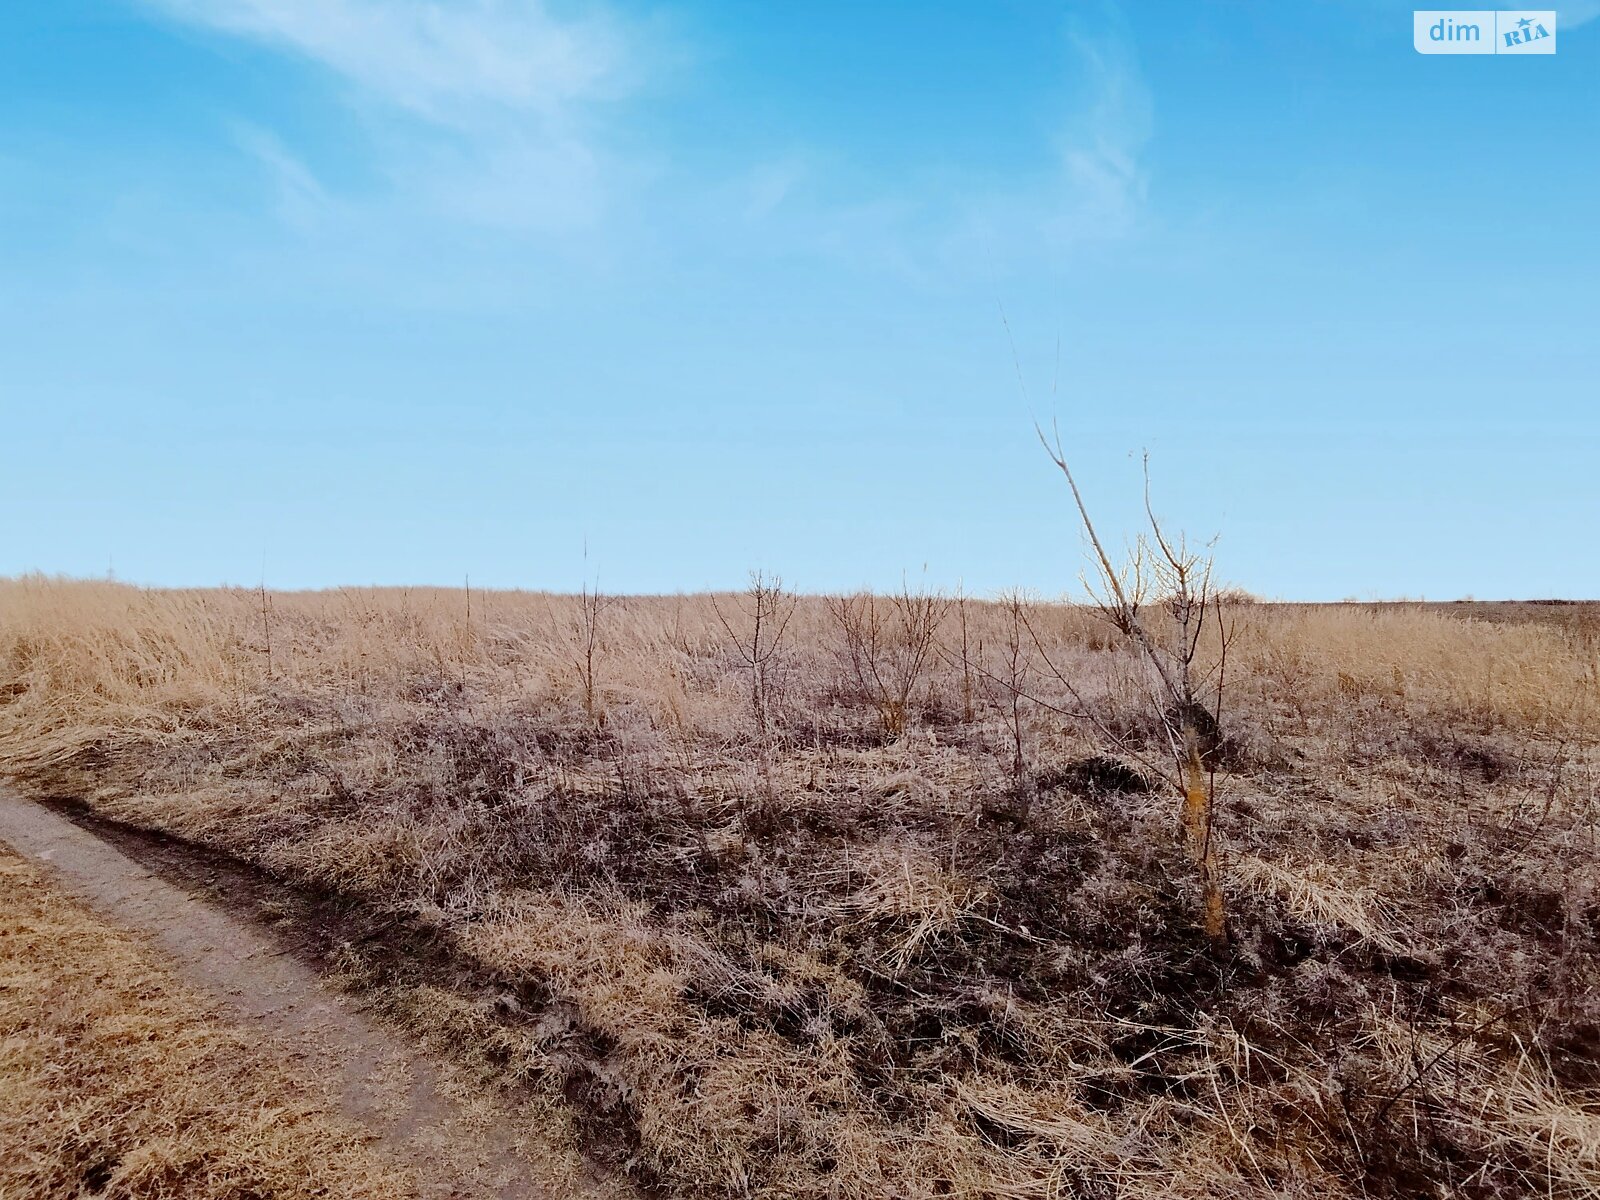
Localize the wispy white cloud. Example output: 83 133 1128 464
738 157 808 222
141 0 644 231
1051 28 1153 243
919 18 1153 281
696 13 1155 293
231 122 329 229
138 1 1150 268
145 0 631 122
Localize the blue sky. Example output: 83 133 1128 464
2 1 1595 598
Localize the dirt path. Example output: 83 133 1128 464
0 788 616 1200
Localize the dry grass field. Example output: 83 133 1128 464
0 845 415 1199
1 577 1598 1198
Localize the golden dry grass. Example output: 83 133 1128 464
0 846 415 1199
1 576 1598 1199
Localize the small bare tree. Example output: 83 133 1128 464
573 581 612 725
1033 431 1235 945
828 582 951 739
985 590 1038 781
712 571 798 736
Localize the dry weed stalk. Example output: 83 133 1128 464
258 579 274 680
955 586 977 724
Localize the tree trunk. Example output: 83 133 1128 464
1182 723 1227 945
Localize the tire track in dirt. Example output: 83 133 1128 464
0 787 621 1200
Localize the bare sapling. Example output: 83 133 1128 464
1036 430 1235 945
574 581 611 725
989 590 1038 781
711 571 798 736
828 581 951 739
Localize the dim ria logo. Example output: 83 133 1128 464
1414 10 1556 53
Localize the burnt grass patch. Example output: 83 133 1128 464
511 780 1375 1119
